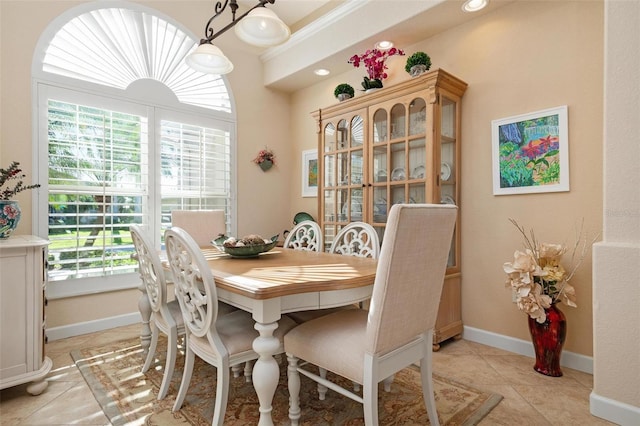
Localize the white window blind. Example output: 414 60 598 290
46 100 233 284
160 120 232 236
42 7 231 113
47 100 147 280
35 4 236 296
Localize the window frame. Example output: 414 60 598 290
35 82 237 299
31 1 237 299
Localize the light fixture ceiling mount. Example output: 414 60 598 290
462 0 489 13
186 0 290 75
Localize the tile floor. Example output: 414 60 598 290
0 324 617 425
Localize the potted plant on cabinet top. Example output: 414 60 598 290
334 83 355 102
405 51 432 77
349 47 405 92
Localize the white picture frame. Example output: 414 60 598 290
301 149 318 197
491 105 570 195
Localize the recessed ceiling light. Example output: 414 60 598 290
314 68 330 76
462 0 488 12
375 40 394 50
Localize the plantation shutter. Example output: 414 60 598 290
47 99 147 280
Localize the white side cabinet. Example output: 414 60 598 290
0 235 52 395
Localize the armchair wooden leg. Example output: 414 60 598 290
318 367 328 400
287 353 302 426
244 360 254 382
212 361 230 426
232 365 242 378
173 343 195 412
158 328 177 400
363 371 379 425
383 374 394 392
141 324 158 373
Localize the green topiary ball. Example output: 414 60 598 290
405 52 432 74
334 83 355 98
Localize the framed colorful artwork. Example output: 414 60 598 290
491 105 569 195
301 149 318 197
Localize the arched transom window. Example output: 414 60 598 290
34 3 236 297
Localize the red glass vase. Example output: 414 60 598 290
527 303 567 377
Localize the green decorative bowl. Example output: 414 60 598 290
212 234 279 258
293 212 314 225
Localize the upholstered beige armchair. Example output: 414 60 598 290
284 204 457 426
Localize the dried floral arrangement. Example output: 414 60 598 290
503 218 598 323
1 161 40 200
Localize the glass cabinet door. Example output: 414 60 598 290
372 109 387 143
440 95 458 268
321 112 365 250
369 98 429 242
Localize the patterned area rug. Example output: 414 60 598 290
71 336 502 425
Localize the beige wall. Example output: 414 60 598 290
0 2 603 353
291 1 604 357
591 0 640 418
3 0 639 420
0 0 294 328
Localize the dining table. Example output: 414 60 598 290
138 245 378 426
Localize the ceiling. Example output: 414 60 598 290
229 0 513 92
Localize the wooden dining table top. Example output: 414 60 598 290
195 246 378 300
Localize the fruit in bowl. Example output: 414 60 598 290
212 234 279 258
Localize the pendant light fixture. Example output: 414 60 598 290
186 0 290 75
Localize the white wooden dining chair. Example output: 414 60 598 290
171 209 241 374
171 209 227 247
329 221 380 259
287 221 380 325
283 220 323 252
284 204 457 426
165 227 297 425
130 224 185 400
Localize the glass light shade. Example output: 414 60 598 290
234 7 290 47
185 43 234 74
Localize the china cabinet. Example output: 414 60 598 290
312 69 467 349
0 235 52 395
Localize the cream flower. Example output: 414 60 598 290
557 282 577 307
541 264 566 282
503 219 596 323
517 287 552 323
539 243 565 260
503 250 546 289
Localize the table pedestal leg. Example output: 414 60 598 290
137 283 152 355
252 321 280 426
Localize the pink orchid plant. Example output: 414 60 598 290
349 47 405 90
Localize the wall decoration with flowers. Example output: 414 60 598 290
253 147 276 171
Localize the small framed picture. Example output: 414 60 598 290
491 105 569 195
301 149 318 197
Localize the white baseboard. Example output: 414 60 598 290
590 391 640 425
48 316 596 373
46 312 142 342
462 325 593 374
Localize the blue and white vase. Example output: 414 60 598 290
0 200 21 239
